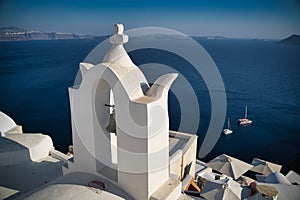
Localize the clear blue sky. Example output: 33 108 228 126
0 0 299 39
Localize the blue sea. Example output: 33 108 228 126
0 38 299 173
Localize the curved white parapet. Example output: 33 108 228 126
146 73 178 99
0 111 17 136
0 133 54 166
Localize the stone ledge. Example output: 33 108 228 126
150 178 181 200
1 133 54 166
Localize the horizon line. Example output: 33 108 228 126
0 26 297 40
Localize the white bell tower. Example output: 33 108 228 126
67 24 178 199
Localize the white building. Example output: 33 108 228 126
0 24 198 200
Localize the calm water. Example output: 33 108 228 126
0 38 299 173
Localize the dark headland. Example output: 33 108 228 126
280 34 300 45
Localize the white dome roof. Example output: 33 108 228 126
0 111 17 136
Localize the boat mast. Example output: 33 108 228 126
245 105 248 119
228 118 231 129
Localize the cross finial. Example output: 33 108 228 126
114 24 124 34
109 24 128 45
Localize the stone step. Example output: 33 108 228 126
150 178 181 200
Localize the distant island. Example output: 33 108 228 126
201 36 226 40
280 34 300 45
0 27 99 41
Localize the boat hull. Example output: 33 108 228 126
237 118 252 125
223 129 233 135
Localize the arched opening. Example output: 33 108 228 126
107 90 118 165
94 78 118 181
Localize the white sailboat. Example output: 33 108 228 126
237 105 252 125
223 118 233 135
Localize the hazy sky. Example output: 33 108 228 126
0 0 299 39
